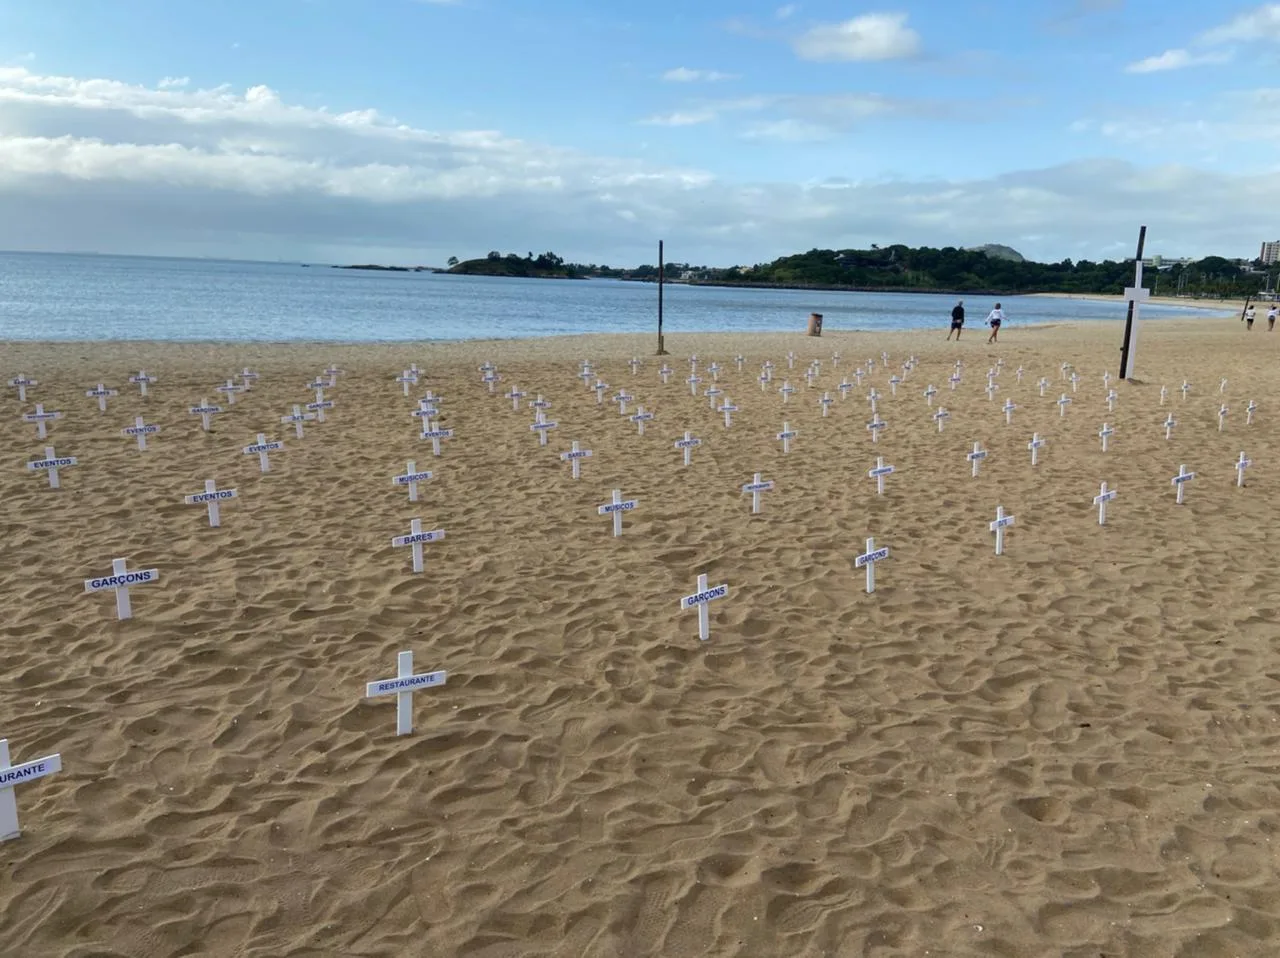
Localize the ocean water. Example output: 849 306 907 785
0 251 1234 342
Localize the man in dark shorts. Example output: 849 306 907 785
947 300 965 340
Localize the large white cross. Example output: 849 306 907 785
189 398 223 432
560 441 592 479
184 479 237 527
989 506 1015 556
0 739 62 842
868 456 895 496
84 557 159 620
85 383 118 413
129 370 157 397
855 537 890 594
742 473 774 514
680 573 729 642
675 432 702 466
392 518 445 573
1171 464 1196 504
281 404 316 439
1094 481 1117 525
365 650 446 736
598 489 638 537
22 403 62 440
122 416 161 451
26 445 77 489
242 433 284 473
392 461 434 501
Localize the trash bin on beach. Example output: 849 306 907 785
807 313 823 337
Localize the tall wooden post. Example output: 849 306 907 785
656 240 667 355
1119 226 1147 380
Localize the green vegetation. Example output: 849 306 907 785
435 245 1278 298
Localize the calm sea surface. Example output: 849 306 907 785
0 251 1233 342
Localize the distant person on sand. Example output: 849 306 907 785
1269 305 1277 331
947 300 965 340
1246 305 1256 330
986 303 1004 344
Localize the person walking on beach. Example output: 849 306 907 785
986 303 1004 344
1246 305 1256 330
947 300 965 340
1268 305 1277 331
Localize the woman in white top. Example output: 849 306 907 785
986 303 1005 344
1268 306 1277 331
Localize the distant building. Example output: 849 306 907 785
1140 255 1195 270
1261 241 1280 265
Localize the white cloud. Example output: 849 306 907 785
0 66 1275 264
1124 48 1233 73
661 67 738 82
158 76 190 89
775 4 798 19
792 12 920 62
1200 3 1280 44
640 109 718 126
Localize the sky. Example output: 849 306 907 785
1 0 1279 267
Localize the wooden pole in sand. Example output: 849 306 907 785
1119 225 1147 380
656 240 668 356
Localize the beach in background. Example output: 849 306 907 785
3 318 1279 957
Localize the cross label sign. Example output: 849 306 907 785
129 371 157 396
392 519 445 573
26 446 78 489
933 408 950 432
281 404 316 439
777 422 798 453
0 740 62 843
1028 433 1046 466
742 473 774 514
598 489 638 537
8 375 36 402
184 479 237 527
990 506 1015 555
1236 452 1252 488
393 461 434 501
366 651 446 736
854 537 890 594
1093 481 1117 525
22 404 62 440
84 557 159 620
242 433 284 473
674 432 702 467
423 421 455 454
967 442 988 478
1171 464 1196 505
189 398 224 432
680 573 729 642
122 416 160 451
868 457 895 495
86 384 118 412
506 386 526 411
560 441 592 480
529 416 557 446
630 406 655 435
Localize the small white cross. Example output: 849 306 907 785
868 456 895 496
280 404 316 439
1093 481 1117 525
1038 377 1049 397
1105 389 1117 412
818 392 834 417
680 573 729 642
122 415 160 451
85 383 118 413
854 537 890 594
967 441 988 478
1164 413 1176 440
84 557 159 620
923 384 937 406
1235 451 1252 488
8 375 36 402
777 421 798 453
933 407 950 432
392 461 433 501
391 518 445 573
1098 422 1114 452
1002 398 1016 424
597 489 638 537
0 739 62 842
1181 380 1191 401
1057 394 1072 417
687 375 702 398
742 473 774 514
628 358 642 376
989 506 1015 555
630 405 655 435
1218 404 1228 432
242 433 284 473
1028 433 1046 466
1247 400 1258 425
1160 385 1168 405
719 399 738 428
867 413 887 443
26 445 78 489
560 441 592 480
189 397 223 432
674 432 702 466
22 403 62 440
365 650 446 736
505 385 527 411
528 413 556 447
129 370 157 397
184 479 238 527
1171 464 1196 504
215 379 242 406
779 381 796 403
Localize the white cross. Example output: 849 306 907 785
1002 398 1016 424
1038 377 1049 398
630 405 655 435
1060 362 1072 381
240 368 261 390
189 397 223 432
85 383 118 412
281 404 316 439
22 403 62 440
985 380 999 402
923 384 937 406
1218 404 1228 432
1160 385 1168 405
1069 372 1081 394
705 385 723 410
1164 413 1176 440
1247 400 1258 425
1106 389 1118 412
689 355 699 373
307 386 334 423
758 372 770 392
989 506 1015 555
129 370 157 397
594 381 610 404
1015 366 1024 384
830 352 840 368
805 368 817 389
242 433 284 473
411 398 439 424
1181 380 1191 401
1220 377 1228 395
1171 464 1196 504
613 391 631 415
26 445 77 489
933 407 950 433
1098 422 1114 452
1236 451 1252 488
1102 371 1112 391
779 381 796 403
708 362 722 382
867 413 887 443
0 739 62 842
559 441 592 480
888 375 902 396
818 392 834 417
597 489 638 537
787 351 796 369
838 379 854 400
365 650 446 736
324 366 341 387
184 479 237 527
8 375 36 402
506 386 527 411
659 366 672 385
680 573 729 642
855 537 890 594
481 371 501 393
392 518 445 573
395 370 419 396
735 355 746 372
423 419 456 454
84 557 159 620
967 441 988 478
675 431 702 466
1094 481 1117 525
392 461 434 501
867 388 880 412
777 421 798 453
628 358 642 376
868 456 895 496
1028 433 1046 466
215 379 242 406
719 399 738 428
579 366 594 389
1057 394 1072 417
742 473 775 514
122 415 160 451
688 375 702 398
949 373 962 391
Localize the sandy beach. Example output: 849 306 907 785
3 316 1280 957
